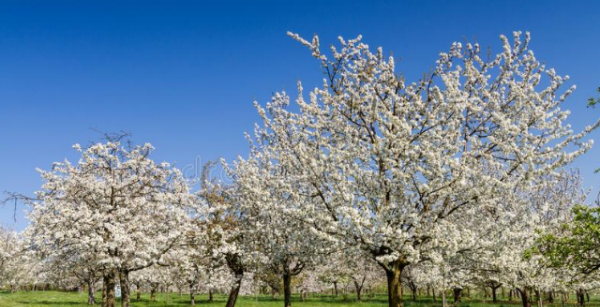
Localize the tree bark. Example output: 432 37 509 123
88 275 96 305
442 289 447 307
433 288 436 302
135 283 141 301
453 288 462 306
576 289 585 307
283 271 292 307
102 278 107 307
150 283 158 302
333 281 338 297
353 279 364 301
119 270 131 307
384 260 405 307
225 252 244 307
209 289 214 302
518 288 531 307
410 284 418 301
103 270 117 307
190 284 196 306
492 287 498 303
586 291 590 302
225 273 243 307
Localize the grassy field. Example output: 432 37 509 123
0 291 595 307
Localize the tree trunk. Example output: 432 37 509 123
283 271 292 307
548 292 554 303
510 289 514 302
353 280 363 301
442 289 447 307
411 284 418 301
518 288 531 307
135 283 141 301
433 288 436 302
190 284 196 306
453 288 462 306
225 252 244 307
102 278 107 307
576 289 585 307
119 271 130 307
209 289 214 302
586 291 590 302
225 272 243 307
492 287 498 303
150 283 158 302
333 282 338 297
88 275 96 305
103 270 116 307
384 260 405 307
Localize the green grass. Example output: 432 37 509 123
0 291 596 307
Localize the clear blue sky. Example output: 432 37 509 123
1 0 600 230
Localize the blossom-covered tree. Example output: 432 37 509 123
0 228 41 293
0 226 19 289
232 152 332 307
26 141 193 307
247 30 599 307
198 162 262 307
316 249 382 301
467 170 587 307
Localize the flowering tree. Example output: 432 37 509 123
317 255 351 297
26 141 193 307
466 170 587 307
527 170 597 307
0 228 43 293
39 251 102 304
317 249 382 300
295 270 327 299
129 265 170 302
157 245 203 305
232 153 331 307
198 162 263 307
0 226 19 289
248 30 598 307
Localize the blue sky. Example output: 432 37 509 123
1 0 599 230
